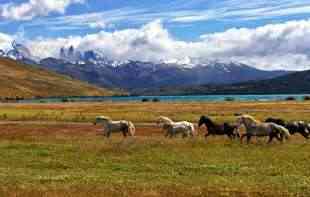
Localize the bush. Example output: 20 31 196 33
225 97 235 101
285 96 296 101
304 96 310 101
152 98 160 102
61 98 69 102
141 98 149 102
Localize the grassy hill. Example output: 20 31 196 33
0 58 116 98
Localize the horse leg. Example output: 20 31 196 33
301 132 310 139
105 130 112 138
122 130 127 138
190 130 194 138
240 134 247 144
267 134 275 144
169 131 174 138
246 134 252 144
275 133 283 143
227 133 233 140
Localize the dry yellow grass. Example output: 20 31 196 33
0 58 115 98
0 101 310 123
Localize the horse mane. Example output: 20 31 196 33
158 116 174 124
240 114 261 124
96 116 112 121
202 116 216 127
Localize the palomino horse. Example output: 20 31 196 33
94 116 135 138
237 115 290 144
157 116 196 138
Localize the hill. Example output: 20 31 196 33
133 69 310 95
0 58 115 98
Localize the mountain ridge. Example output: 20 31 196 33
39 57 289 90
133 69 310 95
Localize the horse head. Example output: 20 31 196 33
198 116 213 127
237 115 258 129
157 116 173 126
94 116 112 125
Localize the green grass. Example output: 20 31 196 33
1 101 310 196
1 101 310 123
0 135 309 196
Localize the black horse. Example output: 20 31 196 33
198 116 239 140
265 118 310 139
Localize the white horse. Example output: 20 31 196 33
94 116 135 138
237 115 290 144
157 116 196 138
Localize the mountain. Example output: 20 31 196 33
135 69 310 95
0 58 116 98
39 57 288 90
0 42 290 92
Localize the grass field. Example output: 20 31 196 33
0 101 310 196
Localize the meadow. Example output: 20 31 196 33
0 101 310 196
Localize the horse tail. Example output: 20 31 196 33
127 121 136 137
273 124 290 140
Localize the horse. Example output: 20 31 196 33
94 116 135 138
157 116 196 138
198 116 239 140
237 115 290 144
265 118 310 139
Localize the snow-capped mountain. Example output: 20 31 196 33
39 57 289 90
0 42 289 90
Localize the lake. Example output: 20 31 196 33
19 94 310 103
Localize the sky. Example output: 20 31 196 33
1 0 310 70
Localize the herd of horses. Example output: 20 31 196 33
94 115 310 143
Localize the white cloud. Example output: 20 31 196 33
2 19 310 71
0 0 85 21
0 32 13 50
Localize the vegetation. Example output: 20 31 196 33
285 96 296 101
225 97 235 101
0 58 115 98
0 101 309 196
141 98 150 102
0 123 309 196
303 96 310 101
1 101 310 123
152 97 160 102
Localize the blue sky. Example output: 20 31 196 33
1 0 310 40
1 0 310 70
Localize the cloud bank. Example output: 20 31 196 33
1 19 310 71
1 0 85 20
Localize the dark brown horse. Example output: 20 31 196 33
265 118 310 139
198 116 239 140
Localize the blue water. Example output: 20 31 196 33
19 94 310 103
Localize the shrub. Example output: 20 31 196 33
304 96 310 101
285 96 296 101
61 98 69 103
225 97 235 101
152 98 160 102
141 98 149 102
